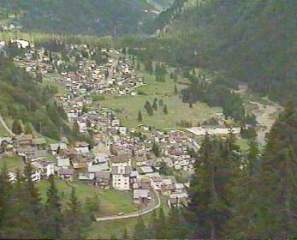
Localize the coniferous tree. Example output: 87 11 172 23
45 175 63 239
155 206 167 239
24 122 34 135
12 119 23 135
0 164 12 236
63 187 85 239
133 217 147 240
251 102 297 239
163 104 168 115
187 134 239 239
152 98 158 111
137 110 143 122
144 101 154 116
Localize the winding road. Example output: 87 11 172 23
95 189 161 222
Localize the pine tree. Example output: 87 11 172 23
73 121 80 135
0 164 11 233
163 104 168 115
152 142 161 157
63 187 85 239
45 175 63 239
24 122 34 135
174 84 178 95
133 217 147 240
155 207 167 239
251 102 297 239
144 101 154 116
152 98 158 111
12 119 23 135
137 110 143 122
187 134 239 239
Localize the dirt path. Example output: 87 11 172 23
249 101 282 145
95 189 161 222
0 115 14 137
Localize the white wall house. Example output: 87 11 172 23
112 166 131 191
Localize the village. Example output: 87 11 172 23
0 39 242 216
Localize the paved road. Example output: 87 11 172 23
96 189 161 222
0 115 14 137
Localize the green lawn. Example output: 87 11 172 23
0 124 9 137
0 155 25 171
37 180 138 216
87 197 170 239
100 71 221 129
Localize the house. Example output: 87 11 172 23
57 157 71 169
137 177 151 190
78 172 95 182
75 142 90 154
168 192 189 208
94 171 110 188
112 165 131 190
138 166 154 175
161 178 175 195
32 160 55 178
50 142 67 155
32 138 47 150
151 176 163 191
88 162 109 172
133 189 151 204
58 168 74 180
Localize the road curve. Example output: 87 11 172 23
95 189 161 222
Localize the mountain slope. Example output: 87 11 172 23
0 0 157 36
152 0 297 104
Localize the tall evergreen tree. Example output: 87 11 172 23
45 175 63 239
251 102 297 239
62 187 85 239
187 134 239 239
137 110 143 122
12 119 23 135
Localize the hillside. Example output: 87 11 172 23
150 0 297 105
0 54 69 140
0 0 158 36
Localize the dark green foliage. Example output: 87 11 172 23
45 175 63 239
137 110 143 122
187 134 240 239
152 98 158 111
151 0 297 105
152 141 161 157
0 167 92 239
144 101 154 116
0 0 156 36
182 81 245 122
0 57 70 140
12 119 23 135
163 104 168 114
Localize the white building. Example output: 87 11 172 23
112 166 131 190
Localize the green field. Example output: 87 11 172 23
100 71 221 129
0 124 9 137
0 155 25 171
87 197 170 239
38 180 138 217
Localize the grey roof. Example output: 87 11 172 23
112 166 132 175
95 171 110 179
